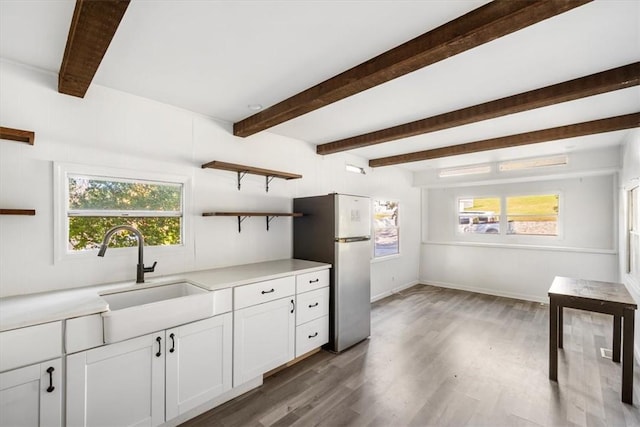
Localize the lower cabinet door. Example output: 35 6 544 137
233 297 295 386
165 313 232 421
67 333 165 427
0 358 62 427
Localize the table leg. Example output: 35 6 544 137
549 298 558 381
558 305 563 349
622 308 635 404
613 315 621 363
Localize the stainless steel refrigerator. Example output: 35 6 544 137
293 193 371 353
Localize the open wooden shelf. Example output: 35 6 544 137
0 209 36 216
0 127 35 145
201 161 302 192
203 212 303 232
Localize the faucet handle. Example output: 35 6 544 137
144 261 157 273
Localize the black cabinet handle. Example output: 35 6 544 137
46 367 55 393
291 299 295 313
169 333 175 353
261 288 275 294
309 279 319 283
308 332 318 339
308 302 319 308
155 336 162 357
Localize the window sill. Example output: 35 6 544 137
371 253 401 263
422 240 616 255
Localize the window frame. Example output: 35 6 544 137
372 199 400 259
455 191 563 241
54 162 191 262
628 184 639 279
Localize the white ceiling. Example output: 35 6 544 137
0 0 638 172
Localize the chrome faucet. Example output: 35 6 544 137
97 225 157 283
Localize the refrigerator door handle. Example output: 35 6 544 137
336 236 371 243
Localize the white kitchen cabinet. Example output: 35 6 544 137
0 358 62 427
233 296 295 386
165 313 232 421
67 313 232 427
67 333 165 427
295 275 330 358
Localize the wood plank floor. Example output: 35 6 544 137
181 285 640 426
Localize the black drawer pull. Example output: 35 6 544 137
291 299 295 313
309 279 320 283
155 336 162 357
261 288 275 294
169 333 176 353
46 367 55 393
308 332 318 339
308 302 319 308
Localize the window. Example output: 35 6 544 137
56 164 186 256
629 186 639 279
373 200 399 257
506 194 559 236
458 197 501 234
457 194 559 236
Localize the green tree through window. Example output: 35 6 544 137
67 176 183 251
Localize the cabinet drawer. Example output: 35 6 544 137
296 287 329 326
296 269 329 294
234 276 295 310
0 321 62 372
295 316 328 358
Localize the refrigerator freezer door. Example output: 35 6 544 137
336 194 371 239
334 239 371 352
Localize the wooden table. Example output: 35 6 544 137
548 276 637 404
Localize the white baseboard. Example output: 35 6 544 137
371 280 420 303
419 279 548 304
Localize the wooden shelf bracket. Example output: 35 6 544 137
237 171 248 191
238 215 249 233
266 215 278 231
266 176 276 193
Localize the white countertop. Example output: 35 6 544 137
0 259 330 332
183 259 330 291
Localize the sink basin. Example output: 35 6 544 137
101 282 213 343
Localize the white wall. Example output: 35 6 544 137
617 131 640 357
0 60 420 298
419 158 620 302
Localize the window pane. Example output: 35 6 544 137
458 197 501 234
506 194 558 236
374 228 398 257
69 176 182 211
374 200 399 257
69 217 182 251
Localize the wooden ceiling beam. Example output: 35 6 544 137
234 0 591 137
58 0 130 98
368 113 640 167
318 62 640 155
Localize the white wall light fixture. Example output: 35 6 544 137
438 164 491 178
346 164 366 175
499 155 568 172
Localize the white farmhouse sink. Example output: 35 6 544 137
101 282 213 343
